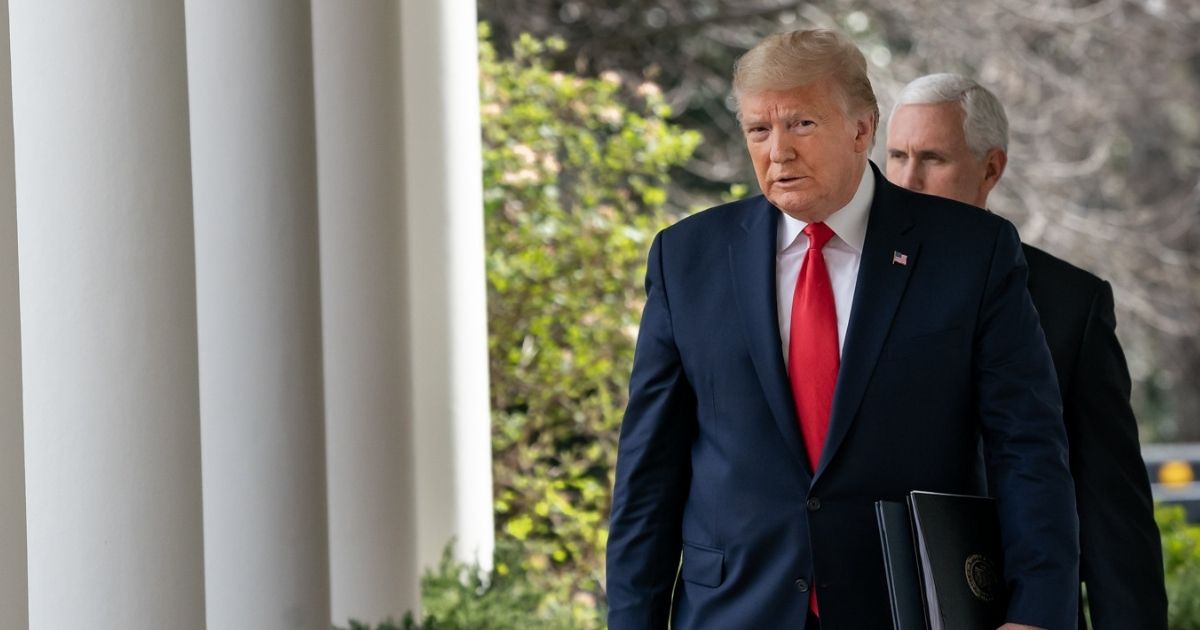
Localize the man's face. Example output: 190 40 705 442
740 78 874 223
885 102 1002 208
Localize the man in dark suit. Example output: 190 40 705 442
606 30 1079 630
885 72 1167 630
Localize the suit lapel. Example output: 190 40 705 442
728 197 814 476
814 170 919 482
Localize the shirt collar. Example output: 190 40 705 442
776 160 874 254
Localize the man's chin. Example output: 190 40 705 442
766 193 828 223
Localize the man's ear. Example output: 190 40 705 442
979 148 1007 197
854 113 876 152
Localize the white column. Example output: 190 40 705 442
0 1 27 627
311 1 417 624
185 2 330 629
9 2 206 629
400 0 496 569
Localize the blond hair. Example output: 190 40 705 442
732 29 879 128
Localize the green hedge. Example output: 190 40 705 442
479 23 699 629
336 541 593 630
1160 504 1200 629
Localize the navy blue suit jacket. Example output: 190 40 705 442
607 166 1080 630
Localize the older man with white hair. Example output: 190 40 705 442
886 72 1167 630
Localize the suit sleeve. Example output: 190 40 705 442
1068 282 1167 630
975 223 1080 630
606 232 695 630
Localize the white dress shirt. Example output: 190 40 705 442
777 161 874 363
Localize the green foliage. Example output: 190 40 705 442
336 541 603 630
479 21 701 627
1158 504 1200 629
335 617 417 630
416 541 587 629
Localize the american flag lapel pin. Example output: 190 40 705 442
892 250 908 266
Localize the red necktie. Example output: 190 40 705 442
788 222 839 619
788 222 839 471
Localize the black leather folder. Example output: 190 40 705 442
875 500 929 630
875 491 1008 630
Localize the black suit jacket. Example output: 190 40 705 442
1022 245 1167 630
606 166 1079 630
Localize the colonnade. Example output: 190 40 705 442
0 1 493 627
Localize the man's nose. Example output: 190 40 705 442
769 135 795 163
898 162 923 191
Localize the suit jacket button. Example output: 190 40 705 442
806 498 821 511
795 578 810 592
